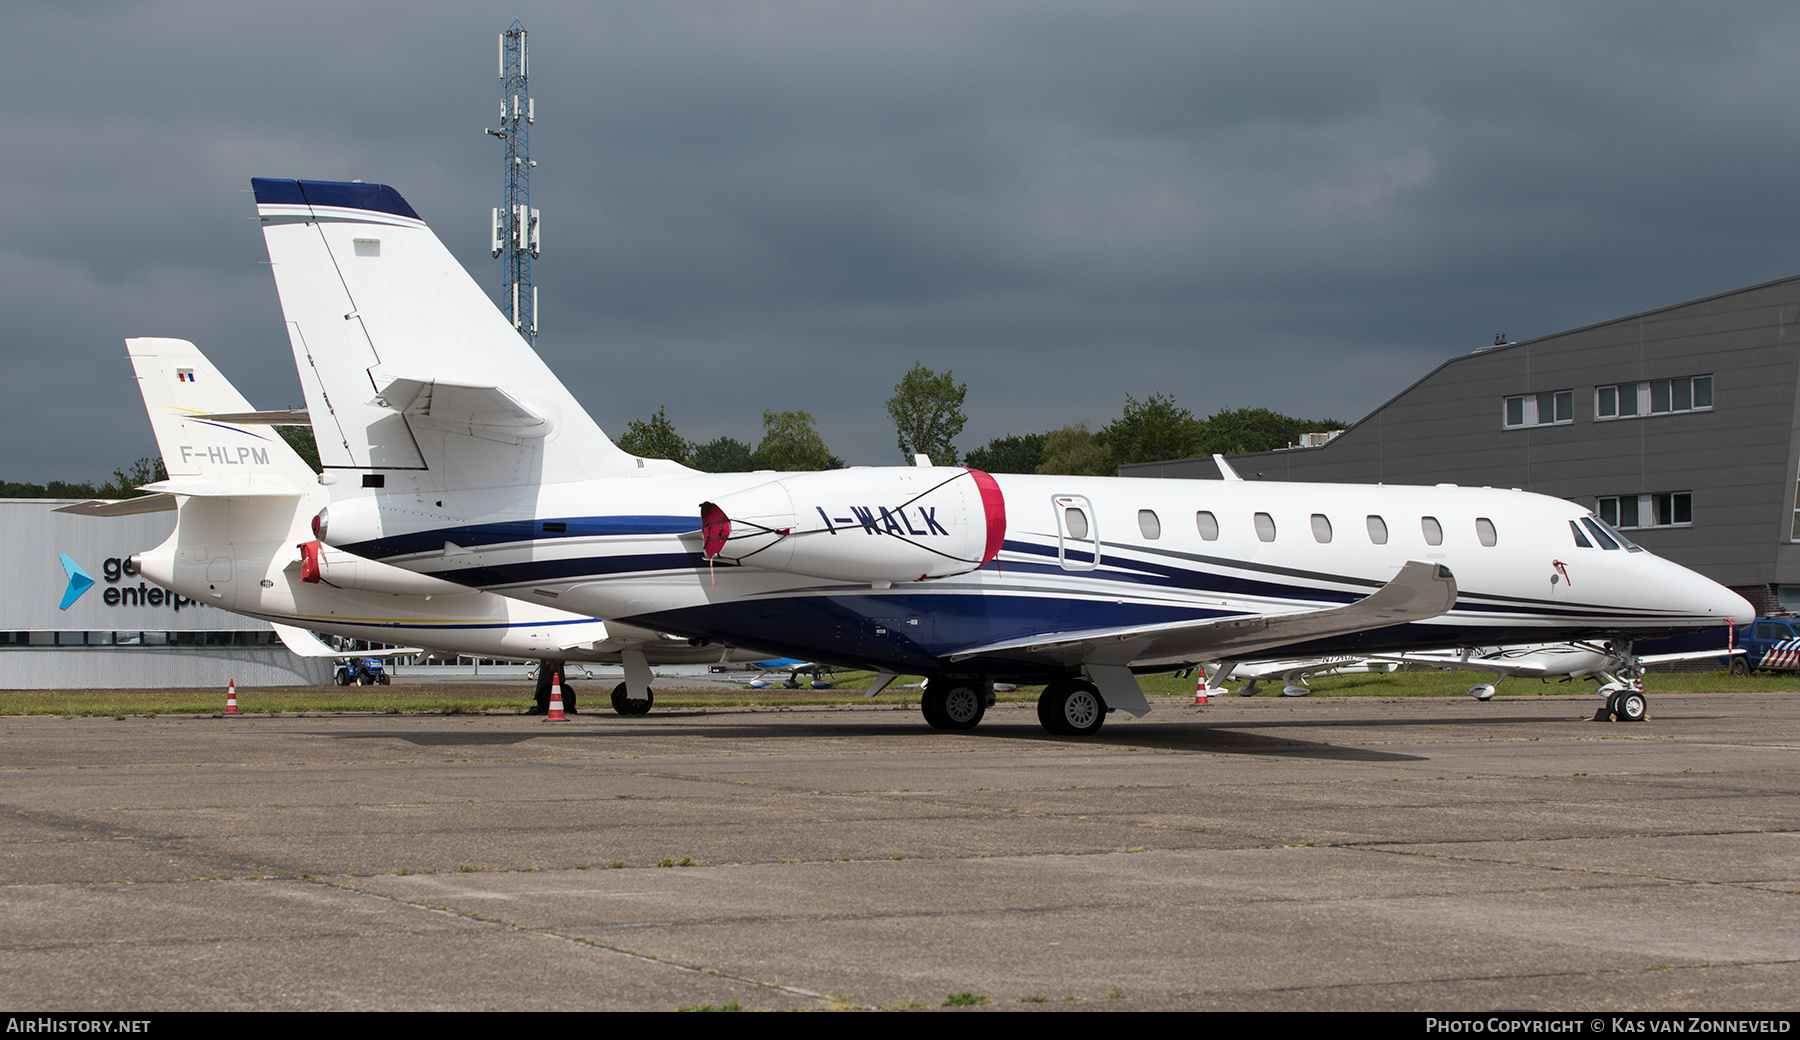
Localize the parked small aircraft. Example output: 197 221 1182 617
245 178 1752 735
65 338 763 714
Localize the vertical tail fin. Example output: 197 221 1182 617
252 178 646 491
125 337 319 493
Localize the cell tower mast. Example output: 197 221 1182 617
487 19 539 344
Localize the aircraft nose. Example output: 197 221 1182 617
1720 586 1756 626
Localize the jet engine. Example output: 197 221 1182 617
700 467 1005 584
297 539 469 597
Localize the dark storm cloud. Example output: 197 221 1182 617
4 1 1799 479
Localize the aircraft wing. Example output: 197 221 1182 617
947 560 1456 668
54 495 178 517
1639 648 1745 665
270 624 422 659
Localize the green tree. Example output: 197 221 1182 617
1098 393 1202 468
885 362 967 466
1196 407 1346 456
615 406 693 465
752 410 834 471
691 436 756 473
95 457 169 498
1035 423 1112 476
277 426 321 474
962 433 1046 474
0 454 168 500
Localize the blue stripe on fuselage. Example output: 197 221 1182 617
338 514 695 561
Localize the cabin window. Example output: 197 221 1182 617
1137 509 1161 540
1310 514 1332 543
1254 513 1276 542
1366 515 1388 544
1195 511 1219 541
1421 517 1443 546
1475 518 1497 546
1064 507 1089 540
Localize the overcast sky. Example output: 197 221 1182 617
7 1 1800 480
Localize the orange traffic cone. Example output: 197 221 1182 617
225 679 240 714
1193 672 1209 706
546 673 566 721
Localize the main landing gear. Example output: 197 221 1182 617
920 675 991 731
611 682 654 716
1037 678 1106 736
915 674 1114 736
531 661 576 715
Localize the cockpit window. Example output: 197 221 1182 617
1581 517 1620 550
1569 520 1594 548
1585 515 1644 552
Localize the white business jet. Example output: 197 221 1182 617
245 178 1751 735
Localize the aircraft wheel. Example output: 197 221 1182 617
1610 689 1647 722
1039 680 1105 736
610 681 652 716
783 679 800 689
921 678 985 731
1468 684 1496 701
1730 657 1751 677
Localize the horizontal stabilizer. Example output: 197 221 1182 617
195 409 310 426
375 376 546 440
139 479 306 499
54 495 178 517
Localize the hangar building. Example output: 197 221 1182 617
1119 273 1800 614
0 500 332 688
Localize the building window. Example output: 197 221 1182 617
1596 376 1712 420
1598 493 1691 529
1503 389 1573 428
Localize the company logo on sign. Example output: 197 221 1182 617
58 554 94 610
54 554 204 613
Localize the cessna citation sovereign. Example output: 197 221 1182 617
72 337 761 714
248 178 1752 735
